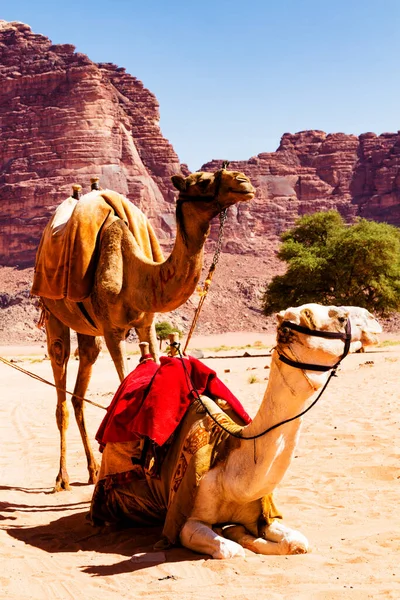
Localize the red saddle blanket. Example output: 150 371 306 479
96 355 251 447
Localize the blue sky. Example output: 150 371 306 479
2 0 400 170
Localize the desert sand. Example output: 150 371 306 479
0 333 399 600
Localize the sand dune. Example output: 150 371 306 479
0 340 399 599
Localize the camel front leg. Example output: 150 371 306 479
180 519 245 559
221 523 308 555
103 328 127 382
72 334 102 484
261 520 309 554
46 313 71 492
221 525 285 555
135 316 159 362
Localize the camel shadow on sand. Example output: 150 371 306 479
4 495 204 575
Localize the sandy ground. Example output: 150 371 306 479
1 334 400 600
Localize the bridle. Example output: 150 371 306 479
174 162 231 249
176 162 229 213
277 318 352 372
172 316 353 441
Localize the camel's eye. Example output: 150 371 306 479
338 316 346 324
236 176 248 182
198 179 210 190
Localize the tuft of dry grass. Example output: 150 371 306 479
378 339 400 348
253 340 264 348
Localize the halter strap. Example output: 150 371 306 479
277 353 334 372
176 164 228 209
278 318 352 372
280 320 351 341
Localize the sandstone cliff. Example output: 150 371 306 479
202 130 400 253
0 20 182 266
2 20 400 270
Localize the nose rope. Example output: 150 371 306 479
183 206 228 354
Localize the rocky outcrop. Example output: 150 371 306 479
0 20 182 266
2 21 400 268
202 130 400 252
350 132 400 223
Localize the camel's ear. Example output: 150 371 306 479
328 308 343 318
300 307 316 329
276 311 285 325
171 175 187 192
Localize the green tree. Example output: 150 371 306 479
155 321 183 350
262 211 400 316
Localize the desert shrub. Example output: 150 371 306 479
155 321 183 349
262 211 400 316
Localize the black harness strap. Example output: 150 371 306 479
278 319 352 372
278 353 334 372
280 320 351 340
170 316 353 441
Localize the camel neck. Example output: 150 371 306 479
245 352 319 435
128 203 212 313
222 352 329 502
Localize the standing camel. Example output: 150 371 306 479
32 168 255 491
90 304 381 557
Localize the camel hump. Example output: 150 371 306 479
32 188 163 301
98 190 164 263
95 219 124 299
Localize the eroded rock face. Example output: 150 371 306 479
0 20 182 266
1 21 400 267
201 129 400 253
204 130 400 252
350 132 400 223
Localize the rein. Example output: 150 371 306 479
173 317 352 441
0 355 107 410
180 161 231 353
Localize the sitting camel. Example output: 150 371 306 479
90 303 380 557
31 168 255 491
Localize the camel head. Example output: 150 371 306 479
342 306 382 348
276 303 368 369
171 168 255 216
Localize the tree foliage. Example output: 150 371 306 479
155 321 183 349
262 211 400 316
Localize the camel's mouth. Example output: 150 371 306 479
232 182 256 201
235 189 255 201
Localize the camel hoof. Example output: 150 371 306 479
52 481 71 493
212 538 246 560
53 470 71 492
88 466 99 485
292 546 309 555
284 533 309 555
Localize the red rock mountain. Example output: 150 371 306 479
1 20 400 269
0 20 183 266
202 130 400 252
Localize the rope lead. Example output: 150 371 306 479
183 206 228 353
0 355 107 410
